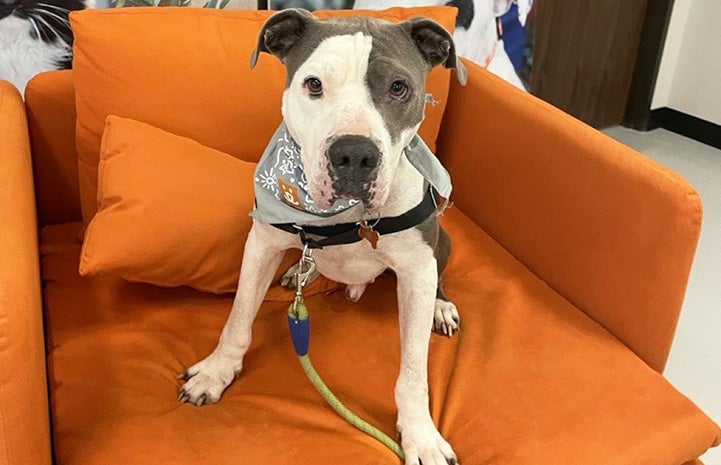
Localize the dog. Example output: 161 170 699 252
354 0 532 90
179 9 466 464
0 0 93 95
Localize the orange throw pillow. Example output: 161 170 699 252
70 6 458 223
79 116 256 294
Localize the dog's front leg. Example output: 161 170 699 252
179 222 287 406
395 259 458 465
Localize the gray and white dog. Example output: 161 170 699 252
179 9 467 464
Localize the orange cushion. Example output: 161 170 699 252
79 116 255 293
70 6 458 223
40 212 720 464
79 115 338 297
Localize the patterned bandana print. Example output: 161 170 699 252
251 123 452 225
254 125 360 216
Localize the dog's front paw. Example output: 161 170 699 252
398 419 458 465
433 299 460 337
178 355 240 406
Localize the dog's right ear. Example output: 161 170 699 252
250 8 315 69
401 18 468 85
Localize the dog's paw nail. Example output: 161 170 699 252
194 393 207 407
177 370 190 381
448 458 457 465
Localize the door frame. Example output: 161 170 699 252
623 0 676 130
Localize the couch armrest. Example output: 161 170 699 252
0 81 51 465
25 70 81 228
436 60 702 373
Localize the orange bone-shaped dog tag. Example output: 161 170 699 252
358 220 379 249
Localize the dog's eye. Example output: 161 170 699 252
304 77 323 97
389 80 409 99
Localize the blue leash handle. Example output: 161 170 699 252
287 313 310 356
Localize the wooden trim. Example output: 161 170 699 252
623 0 676 130
531 0 648 128
650 107 721 150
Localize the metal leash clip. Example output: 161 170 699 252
288 244 315 357
291 244 316 316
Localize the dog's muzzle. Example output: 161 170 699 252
328 135 380 200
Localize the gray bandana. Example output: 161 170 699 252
251 123 452 225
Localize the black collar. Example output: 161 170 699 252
271 187 440 249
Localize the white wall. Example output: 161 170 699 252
651 0 691 109
651 0 721 126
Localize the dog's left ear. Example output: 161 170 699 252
250 8 316 69
401 18 467 86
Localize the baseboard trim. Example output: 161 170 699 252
649 107 721 150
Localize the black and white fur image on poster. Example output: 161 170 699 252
270 0 352 10
0 0 94 95
353 0 532 89
179 9 468 464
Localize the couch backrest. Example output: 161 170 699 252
27 7 458 228
26 70 82 228
70 7 456 224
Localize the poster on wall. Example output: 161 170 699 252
269 0 535 90
104 0 255 7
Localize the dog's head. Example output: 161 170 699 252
251 9 466 212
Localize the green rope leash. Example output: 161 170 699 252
287 252 404 460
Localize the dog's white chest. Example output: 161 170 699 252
312 242 388 286
308 222 434 286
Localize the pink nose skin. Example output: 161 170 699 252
338 111 371 137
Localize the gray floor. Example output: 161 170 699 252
604 127 721 465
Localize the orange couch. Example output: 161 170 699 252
1 13 720 465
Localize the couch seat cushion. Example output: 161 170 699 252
41 209 719 465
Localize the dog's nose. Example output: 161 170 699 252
328 135 380 180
